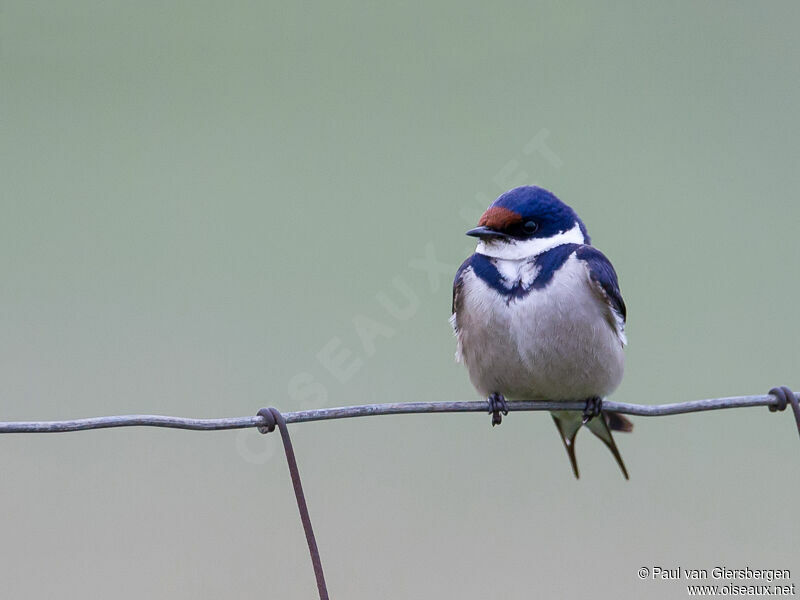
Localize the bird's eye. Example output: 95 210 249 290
522 221 539 234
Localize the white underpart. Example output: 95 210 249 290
453 252 625 402
476 222 586 260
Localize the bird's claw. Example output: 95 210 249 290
582 397 603 424
488 393 508 426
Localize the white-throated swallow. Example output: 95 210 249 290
451 186 631 478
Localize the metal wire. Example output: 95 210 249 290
0 393 798 434
257 407 329 600
1 388 798 598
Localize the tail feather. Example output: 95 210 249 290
550 410 631 480
551 412 582 479
586 414 630 480
605 411 633 432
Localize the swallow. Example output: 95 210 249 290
451 185 632 478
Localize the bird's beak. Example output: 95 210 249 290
466 226 509 240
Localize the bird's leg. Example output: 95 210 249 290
582 396 603 425
488 392 508 426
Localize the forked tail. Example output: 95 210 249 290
551 410 632 479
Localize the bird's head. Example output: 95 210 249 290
467 186 589 260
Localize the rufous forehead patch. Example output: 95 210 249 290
478 206 522 230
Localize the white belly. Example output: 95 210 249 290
455 255 624 401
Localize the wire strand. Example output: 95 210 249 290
257 407 329 600
0 393 797 434
1 389 797 599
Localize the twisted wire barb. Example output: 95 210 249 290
257 408 329 600
0 393 797 434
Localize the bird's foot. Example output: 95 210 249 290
582 396 603 425
488 393 508 427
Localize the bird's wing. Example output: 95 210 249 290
450 255 474 331
450 255 474 362
575 245 627 346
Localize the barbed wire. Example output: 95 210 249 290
0 391 798 434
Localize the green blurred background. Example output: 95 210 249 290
2 2 799 598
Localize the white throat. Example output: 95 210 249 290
476 222 586 260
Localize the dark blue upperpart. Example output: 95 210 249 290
490 186 590 243
575 245 626 321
